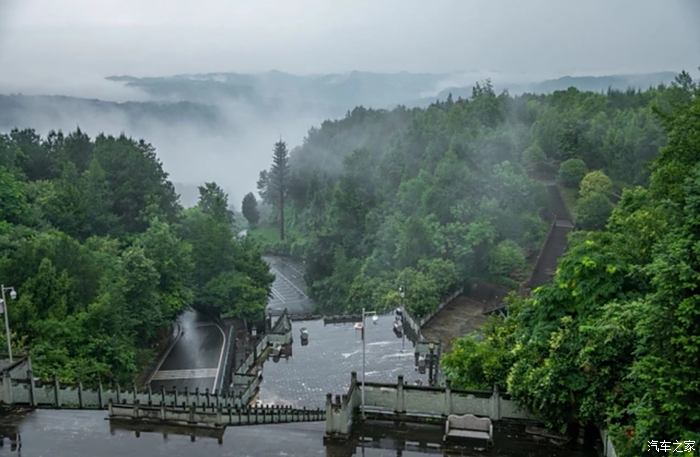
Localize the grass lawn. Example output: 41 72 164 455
248 226 281 244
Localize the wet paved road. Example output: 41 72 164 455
149 310 226 393
149 256 312 395
264 256 315 316
259 315 428 408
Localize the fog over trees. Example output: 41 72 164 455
0 2 698 455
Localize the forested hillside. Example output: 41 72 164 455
0 129 272 383
261 77 690 318
441 77 700 454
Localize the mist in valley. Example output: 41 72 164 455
1 0 698 206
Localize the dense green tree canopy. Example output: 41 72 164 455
442 77 700 456
0 129 272 384
263 79 672 319
558 158 587 187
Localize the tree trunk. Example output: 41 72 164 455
279 189 285 241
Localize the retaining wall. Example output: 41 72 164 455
325 372 532 440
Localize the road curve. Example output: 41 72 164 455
264 255 315 316
149 309 226 393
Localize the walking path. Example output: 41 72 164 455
421 183 574 350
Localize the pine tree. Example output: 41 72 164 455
269 140 289 240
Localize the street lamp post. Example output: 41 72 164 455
399 286 405 351
428 342 435 386
360 307 377 420
1 285 17 363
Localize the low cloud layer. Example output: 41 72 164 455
0 0 698 206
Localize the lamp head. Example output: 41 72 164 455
9 289 17 300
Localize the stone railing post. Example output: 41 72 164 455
444 380 452 416
132 383 138 403
160 386 165 406
78 379 84 409
147 385 152 406
108 398 113 416
27 370 36 407
325 393 334 433
160 402 166 421
53 374 61 408
189 402 196 424
490 384 501 420
133 399 140 419
396 375 405 414
98 380 104 408
116 383 121 404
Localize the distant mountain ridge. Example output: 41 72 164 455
433 71 679 100
107 70 681 109
0 71 682 135
0 94 223 134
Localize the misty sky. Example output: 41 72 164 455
1 0 699 94
0 0 698 207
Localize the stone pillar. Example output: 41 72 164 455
160 402 166 421
326 392 334 435
98 380 103 408
133 399 140 419
189 402 196 424
444 380 452 416
27 370 36 407
490 384 501 420
396 375 405 414
78 380 84 409
108 398 113 416
160 386 165 406
132 383 137 403
53 375 61 408
116 383 121 404
147 385 152 406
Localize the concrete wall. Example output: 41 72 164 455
419 288 463 327
401 306 423 343
325 373 533 440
